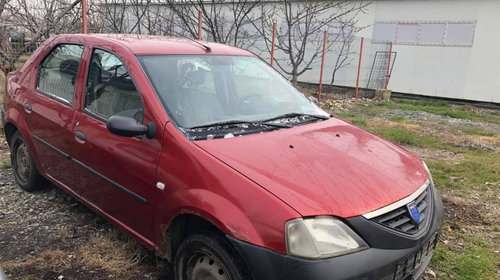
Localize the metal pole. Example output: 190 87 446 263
318 30 328 103
270 21 277 67
198 11 203 40
384 42 393 89
82 0 87 34
355 37 364 99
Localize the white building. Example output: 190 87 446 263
108 0 500 103
298 0 500 104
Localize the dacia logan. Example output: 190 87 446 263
3 34 443 280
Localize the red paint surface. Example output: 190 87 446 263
196 118 428 218
4 34 429 255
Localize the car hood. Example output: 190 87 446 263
195 118 429 218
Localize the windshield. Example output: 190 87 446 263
138 55 329 138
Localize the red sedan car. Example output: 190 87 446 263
3 34 442 280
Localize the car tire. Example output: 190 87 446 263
10 131 46 192
174 232 251 280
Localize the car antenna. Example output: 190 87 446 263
180 35 212 52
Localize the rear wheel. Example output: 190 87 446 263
174 232 250 280
10 131 46 191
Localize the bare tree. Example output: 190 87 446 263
159 0 262 47
0 0 82 74
91 0 170 35
330 21 363 85
0 0 10 72
139 1 165 35
91 0 128 33
0 0 7 17
255 0 369 84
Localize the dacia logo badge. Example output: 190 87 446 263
407 201 421 224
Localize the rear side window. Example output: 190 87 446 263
37 44 84 104
84 49 144 122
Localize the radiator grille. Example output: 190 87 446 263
372 187 432 234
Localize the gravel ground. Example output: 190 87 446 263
383 109 500 131
0 136 170 279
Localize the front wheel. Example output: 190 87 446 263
174 232 250 280
10 131 46 191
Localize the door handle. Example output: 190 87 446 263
23 103 32 113
75 130 86 143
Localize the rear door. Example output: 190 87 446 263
21 43 85 187
71 47 162 241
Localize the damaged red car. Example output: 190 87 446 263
3 34 443 280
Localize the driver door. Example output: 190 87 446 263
71 48 162 241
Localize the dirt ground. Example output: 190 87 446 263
0 94 499 280
0 135 172 280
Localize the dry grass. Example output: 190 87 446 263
79 230 148 277
366 118 421 131
2 229 151 279
3 250 71 272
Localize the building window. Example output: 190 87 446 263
373 21 476 47
372 23 396 43
419 23 446 44
444 23 475 45
396 23 419 44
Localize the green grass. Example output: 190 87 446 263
432 233 498 280
363 105 387 116
458 126 496 137
375 99 500 123
1 161 11 169
428 152 500 190
430 152 500 279
389 116 406 122
333 98 500 279
335 112 367 128
369 126 443 149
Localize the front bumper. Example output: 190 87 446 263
228 189 443 280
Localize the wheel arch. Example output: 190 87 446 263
3 110 44 176
157 189 265 262
161 213 219 262
4 121 18 146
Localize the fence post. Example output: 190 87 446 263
318 30 328 103
355 37 364 99
270 21 277 67
384 42 393 89
198 11 203 40
82 0 87 34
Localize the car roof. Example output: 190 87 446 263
54 34 255 56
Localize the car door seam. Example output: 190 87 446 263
32 135 148 204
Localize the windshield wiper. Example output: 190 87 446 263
261 112 331 122
186 120 291 130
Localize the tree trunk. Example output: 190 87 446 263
291 67 298 85
331 69 337 85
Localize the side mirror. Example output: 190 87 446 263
106 115 156 139
308 96 319 106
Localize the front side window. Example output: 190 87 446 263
139 55 329 140
85 49 144 122
37 44 84 103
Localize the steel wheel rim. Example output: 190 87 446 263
186 251 231 280
14 140 31 183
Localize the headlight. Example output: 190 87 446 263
423 161 434 186
285 216 368 259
